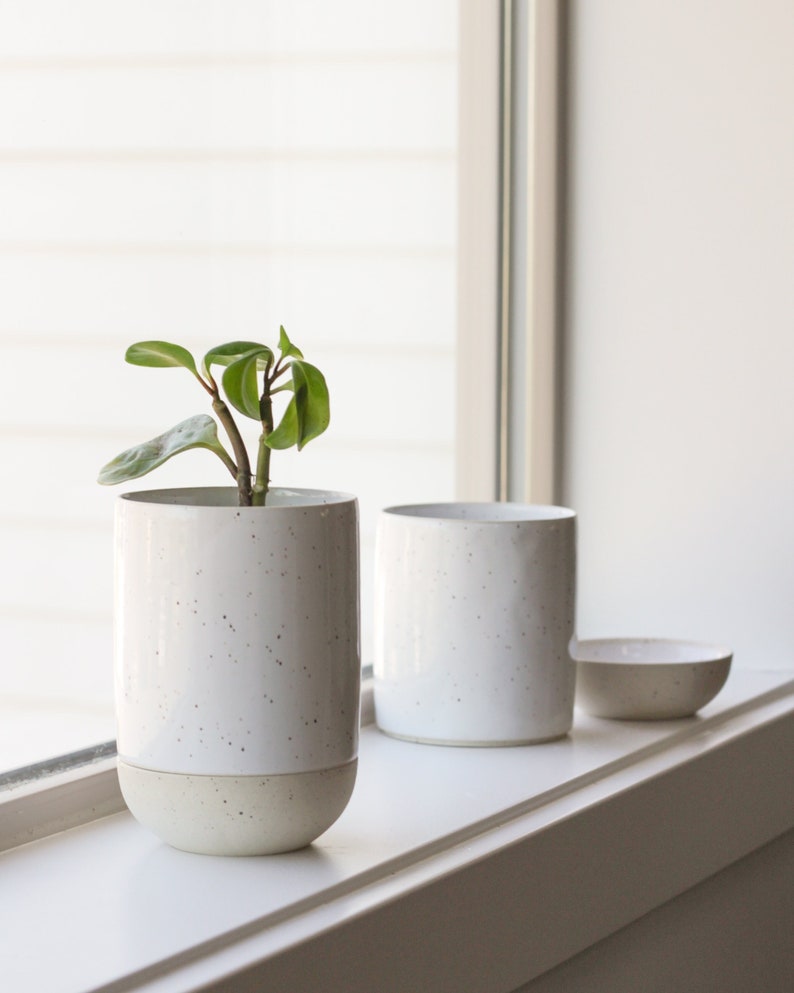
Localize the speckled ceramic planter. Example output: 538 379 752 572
114 487 360 855
374 502 576 745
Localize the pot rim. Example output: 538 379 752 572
381 501 575 524
119 486 357 509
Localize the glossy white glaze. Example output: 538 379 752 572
374 502 576 744
114 487 360 778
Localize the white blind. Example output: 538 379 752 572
0 0 458 767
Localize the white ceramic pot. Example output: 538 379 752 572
114 487 360 855
374 502 576 745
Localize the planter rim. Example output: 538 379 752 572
119 486 356 509
381 501 575 524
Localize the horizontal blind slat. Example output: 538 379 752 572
0 161 455 247
0 0 456 59
0 63 455 152
0 436 454 527
0 346 454 441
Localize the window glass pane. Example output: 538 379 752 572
0 0 459 770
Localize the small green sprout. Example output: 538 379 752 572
98 327 329 506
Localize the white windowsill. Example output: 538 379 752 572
1 669 792 993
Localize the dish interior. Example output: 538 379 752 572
574 638 731 666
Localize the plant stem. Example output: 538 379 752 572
215 445 239 481
253 387 275 506
211 396 252 505
253 435 271 506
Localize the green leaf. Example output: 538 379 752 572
278 325 304 360
202 341 273 379
265 395 299 450
97 415 228 485
125 341 198 375
292 360 330 449
221 348 270 420
267 359 330 451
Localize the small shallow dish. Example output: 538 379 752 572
574 638 732 720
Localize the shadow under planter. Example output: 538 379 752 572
374 502 576 746
114 486 360 856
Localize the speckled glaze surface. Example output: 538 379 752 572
574 638 732 720
373 503 576 745
114 487 360 853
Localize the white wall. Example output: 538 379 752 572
563 0 794 668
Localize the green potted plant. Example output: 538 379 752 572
99 329 360 856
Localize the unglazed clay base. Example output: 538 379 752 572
118 759 357 856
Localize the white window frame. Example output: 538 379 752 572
457 0 562 505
